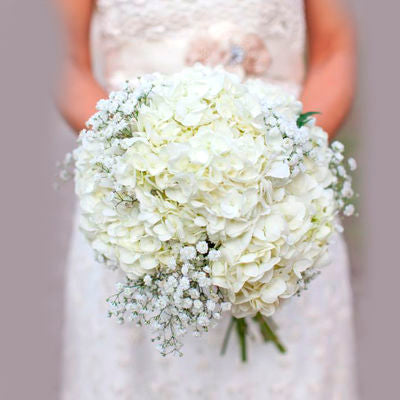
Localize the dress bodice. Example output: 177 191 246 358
92 0 306 94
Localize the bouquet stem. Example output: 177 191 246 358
235 318 248 362
253 313 286 354
220 316 235 356
221 313 286 362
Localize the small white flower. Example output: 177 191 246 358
143 275 152 285
213 312 221 320
167 275 178 288
197 314 210 327
180 246 197 261
331 140 344 153
182 298 193 309
197 275 209 288
121 100 137 115
348 157 357 171
341 181 354 198
208 249 221 261
343 204 355 216
206 300 216 312
334 152 344 163
179 277 190 290
189 288 200 299
96 98 109 112
167 257 177 270
196 241 209 254
181 263 190 276
193 300 203 310
337 165 346 177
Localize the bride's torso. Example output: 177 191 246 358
92 0 306 93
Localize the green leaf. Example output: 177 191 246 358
296 111 321 128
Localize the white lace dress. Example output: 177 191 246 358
62 1 358 399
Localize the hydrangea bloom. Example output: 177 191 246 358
73 65 355 354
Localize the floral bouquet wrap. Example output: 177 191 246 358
70 65 355 360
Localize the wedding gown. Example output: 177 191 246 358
62 1 358 399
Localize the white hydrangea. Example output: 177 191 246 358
74 65 356 342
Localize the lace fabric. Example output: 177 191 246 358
92 0 306 92
62 1 358 398
95 0 305 44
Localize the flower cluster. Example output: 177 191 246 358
107 242 230 356
73 65 356 354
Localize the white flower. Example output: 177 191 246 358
197 314 210 327
167 257 177 270
197 274 209 288
167 275 178 288
74 65 356 342
337 166 346 177
181 263 190 276
342 181 354 198
189 288 200 299
196 241 209 254
179 276 191 290
348 157 357 171
193 300 203 310
213 312 221 320
267 161 290 179
180 246 197 261
343 204 355 216
181 298 192 309
208 249 221 261
206 300 216 312
331 141 344 153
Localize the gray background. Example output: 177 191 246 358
0 0 399 398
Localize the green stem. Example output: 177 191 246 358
254 313 286 354
253 315 271 342
235 318 248 362
220 317 236 356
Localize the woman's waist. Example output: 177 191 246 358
94 37 304 96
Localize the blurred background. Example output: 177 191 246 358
0 0 399 398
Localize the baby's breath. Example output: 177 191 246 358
107 242 230 356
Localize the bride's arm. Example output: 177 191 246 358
301 0 356 139
55 0 107 133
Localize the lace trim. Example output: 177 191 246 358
95 0 305 47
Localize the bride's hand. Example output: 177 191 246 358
300 0 356 139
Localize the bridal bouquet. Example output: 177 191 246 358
70 65 356 359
